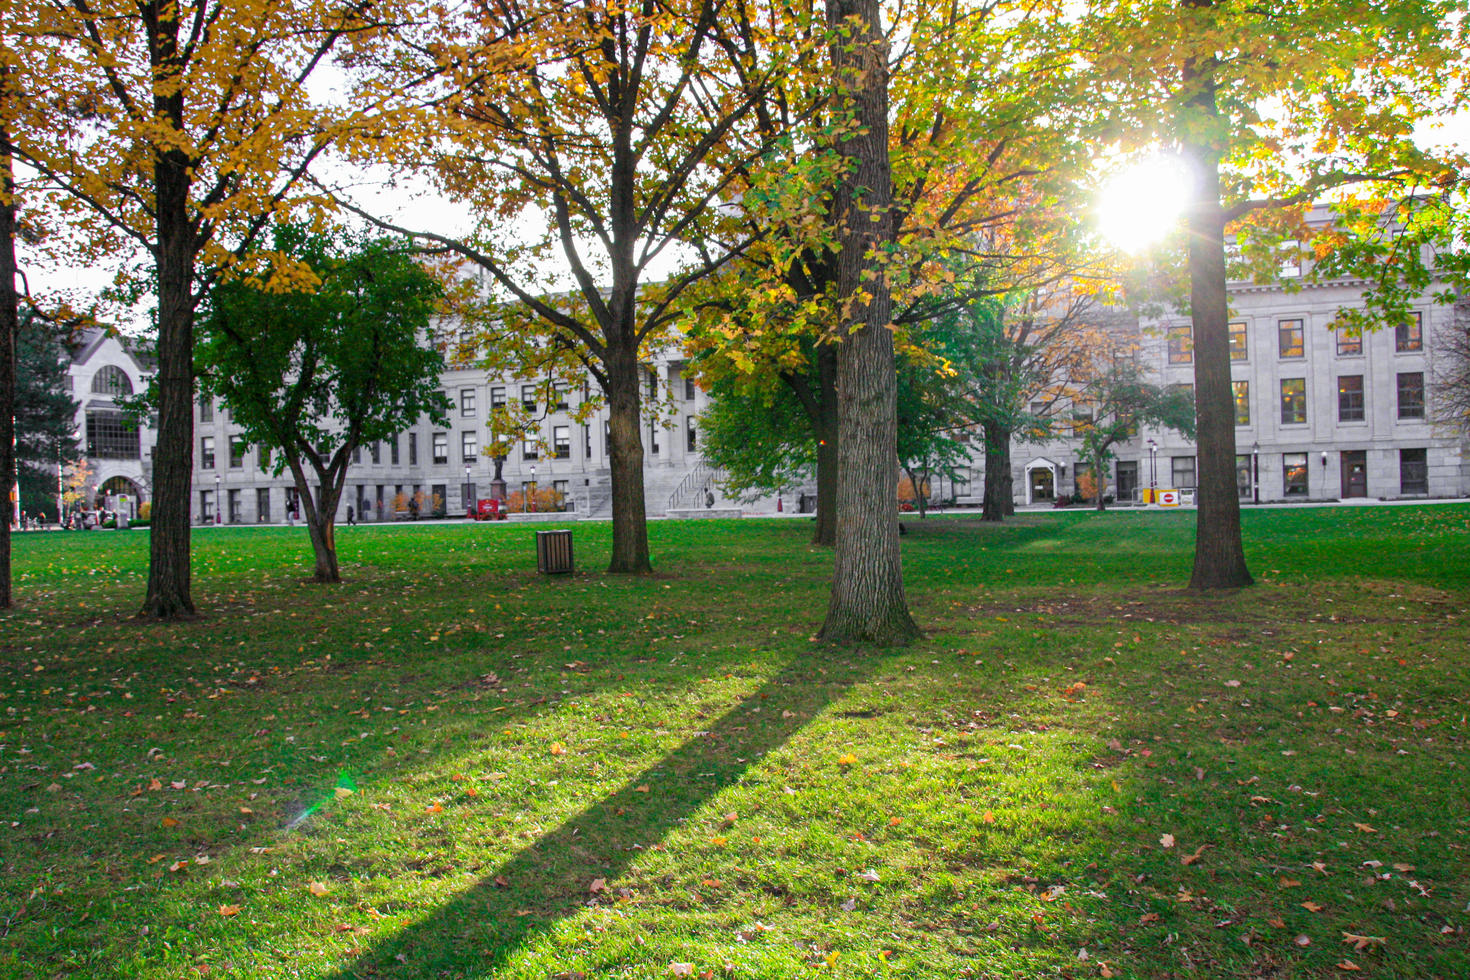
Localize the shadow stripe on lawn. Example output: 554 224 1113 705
330 654 875 979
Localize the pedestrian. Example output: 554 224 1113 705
347 504 355 526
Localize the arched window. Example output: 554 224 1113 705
91 365 134 396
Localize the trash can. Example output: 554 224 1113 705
536 529 574 574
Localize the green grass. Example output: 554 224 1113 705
2 506 1468 979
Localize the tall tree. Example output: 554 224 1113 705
352 0 802 573
1 64 16 607
195 227 450 582
1086 0 1466 590
819 0 918 645
6 0 433 616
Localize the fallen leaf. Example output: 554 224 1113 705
1341 932 1386 951
1280 878 1302 888
425 803 443 814
1267 917 1286 929
161 816 181 828
982 810 996 824
589 878 607 894
217 905 241 917
635 785 650 793
1391 862 1415 873
1336 962 1362 972
308 881 329 897
148 778 163 791
1302 902 1324 913
836 753 858 766
669 964 694 978
334 787 353 799
1159 833 1176 849
1353 823 1377 834
1295 935 1312 946
858 869 880 882
1138 913 1160 924
1181 844 1210 866
550 743 567 756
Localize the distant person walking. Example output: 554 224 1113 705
347 505 355 526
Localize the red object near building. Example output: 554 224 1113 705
474 498 505 521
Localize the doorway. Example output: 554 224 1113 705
1030 467 1054 502
1340 451 1367 498
1116 461 1138 504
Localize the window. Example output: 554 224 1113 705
490 386 506 410
460 387 476 417
1171 456 1196 489
432 432 448 465
1278 319 1304 358
1232 380 1250 425
90 365 133 396
1337 375 1364 422
85 411 141 459
352 446 361 464
199 394 213 423
1236 455 1253 499
462 431 478 462
1283 453 1308 496
369 441 380 464
1228 321 1248 361
1167 325 1193 364
684 375 697 400
1336 326 1362 356
1396 311 1423 352
200 490 215 521
256 488 271 523
200 436 216 469
1280 378 1306 424
1400 448 1428 494
389 434 399 465
553 383 569 410
523 439 539 461
650 422 660 455
1280 240 1302 278
1029 400 1048 417
686 416 697 451
409 432 418 466
647 370 657 399
584 424 593 459
229 435 247 468
553 479 569 507
553 425 571 459
227 489 242 524
521 384 537 412
1397 372 1425 419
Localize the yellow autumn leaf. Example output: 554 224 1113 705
308 881 329 897
836 753 858 766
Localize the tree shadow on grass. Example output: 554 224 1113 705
326 654 872 979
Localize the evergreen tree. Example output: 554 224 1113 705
14 315 80 521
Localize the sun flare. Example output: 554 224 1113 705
1095 155 1193 252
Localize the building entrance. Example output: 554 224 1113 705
1340 451 1368 498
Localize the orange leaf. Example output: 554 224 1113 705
425 803 443 813
1336 962 1361 972
549 743 567 756
160 816 180 828
217 904 241 917
836 753 858 766
1302 901 1324 913
308 881 329 897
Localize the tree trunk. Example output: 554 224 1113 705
980 421 1013 522
812 344 838 546
139 10 196 619
0 106 16 609
604 341 651 573
1183 65 1253 590
1094 462 1107 512
819 0 919 647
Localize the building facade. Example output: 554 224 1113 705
65 272 1469 521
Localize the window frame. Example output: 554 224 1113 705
1277 319 1304 359
1399 448 1428 494
1232 380 1250 426
461 430 478 463
200 435 217 470
1228 321 1248 361
1337 375 1365 422
1282 453 1309 497
460 387 477 418
1395 311 1423 352
1396 371 1425 420
1167 324 1193 364
431 431 448 465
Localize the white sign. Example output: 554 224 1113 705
1158 489 1181 507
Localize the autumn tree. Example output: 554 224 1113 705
349 0 805 574
1085 0 1466 590
1 64 16 606
4 0 437 616
683 0 1093 546
195 227 450 582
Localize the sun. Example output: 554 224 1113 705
1095 154 1193 253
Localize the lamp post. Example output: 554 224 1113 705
464 463 471 516
529 464 537 513
1252 440 1260 505
214 473 221 524
1146 438 1157 503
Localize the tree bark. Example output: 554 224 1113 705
605 340 651 573
811 344 838 546
286 455 345 583
980 421 1013 522
818 0 919 646
139 6 197 619
1183 60 1253 590
0 102 17 609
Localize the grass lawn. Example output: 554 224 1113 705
1 505 1467 979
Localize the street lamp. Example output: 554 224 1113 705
214 474 221 524
1146 438 1158 503
529 464 537 513
464 463 472 516
1252 440 1260 505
